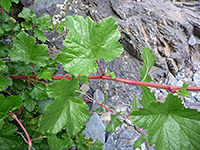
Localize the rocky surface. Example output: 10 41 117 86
19 0 200 149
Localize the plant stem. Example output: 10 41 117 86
96 60 105 75
1 8 5 22
7 75 200 91
32 63 37 75
10 111 32 150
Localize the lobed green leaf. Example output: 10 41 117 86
130 93 200 150
55 15 123 76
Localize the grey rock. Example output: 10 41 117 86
91 89 105 111
118 130 134 139
193 72 200 87
168 72 177 86
84 113 106 143
116 139 133 149
103 135 115 150
188 35 197 46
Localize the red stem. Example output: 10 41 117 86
32 63 37 75
7 75 200 91
83 98 148 137
1 8 5 22
10 111 32 150
96 60 105 75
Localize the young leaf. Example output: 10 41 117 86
33 28 47 42
0 42 10 57
0 124 22 150
37 68 52 81
0 95 22 119
3 76 13 90
133 134 148 148
106 70 116 79
22 91 36 112
91 140 104 150
39 78 90 136
55 16 123 76
48 134 74 150
140 86 156 107
75 132 93 150
177 83 190 97
0 76 6 91
132 94 137 111
140 48 157 82
8 32 49 67
79 76 89 85
35 14 54 31
55 21 67 34
130 93 200 150
18 7 36 21
30 84 48 100
106 112 122 132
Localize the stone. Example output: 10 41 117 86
188 35 197 46
103 135 115 150
168 72 177 86
84 113 106 143
91 89 105 111
118 130 134 139
193 72 200 86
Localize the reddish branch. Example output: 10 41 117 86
10 111 32 150
7 75 200 91
1 8 4 22
83 98 148 137
32 63 37 75
96 60 105 75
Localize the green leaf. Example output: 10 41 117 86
0 119 3 130
37 68 52 81
48 134 74 150
91 140 104 150
0 26 4 35
0 42 10 57
133 134 148 148
130 93 200 150
0 60 6 72
13 62 40 74
30 84 48 100
140 86 156 107
75 132 93 150
0 76 6 91
37 98 53 114
132 94 137 111
106 70 116 79
55 21 67 34
177 83 190 97
106 112 122 132
18 7 36 21
55 16 123 76
22 91 36 112
0 0 12 12
3 76 13 90
79 76 88 84
8 32 49 67
0 95 23 118
0 124 22 150
39 78 90 136
35 14 54 31
140 48 157 82
21 21 33 30
33 28 47 42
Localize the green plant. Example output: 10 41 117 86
0 5 200 150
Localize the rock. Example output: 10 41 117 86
193 71 200 86
168 72 177 86
84 113 106 143
91 89 105 111
188 35 197 46
118 130 134 139
103 134 115 150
